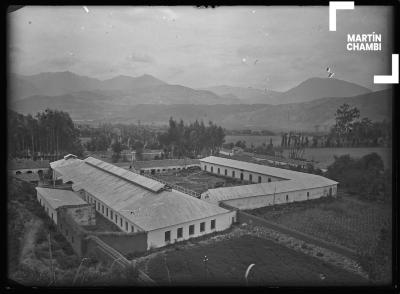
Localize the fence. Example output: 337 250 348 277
85 235 156 286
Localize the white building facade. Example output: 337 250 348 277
199 156 338 210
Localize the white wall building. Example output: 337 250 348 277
50 156 235 249
35 187 87 224
133 158 200 175
199 156 338 210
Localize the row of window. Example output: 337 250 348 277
203 165 272 183
83 191 137 233
15 169 44 175
141 166 194 174
164 219 216 242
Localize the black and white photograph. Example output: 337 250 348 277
5 4 398 288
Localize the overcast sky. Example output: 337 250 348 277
8 6 393 91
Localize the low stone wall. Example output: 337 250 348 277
56 206 148 259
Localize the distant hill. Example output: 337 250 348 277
276 77 372 104
201 85 281 104
205 78 371 105
9 71 241 105
11 89 392 132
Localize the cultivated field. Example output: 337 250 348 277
247 195 391 255
153 170 248 194
225 135 391 169
138 234 367 286
284 147 392 169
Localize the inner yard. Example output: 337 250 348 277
152 169 250 194
245 193 392 255
136 233 368 286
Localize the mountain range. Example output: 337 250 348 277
8 71 392 131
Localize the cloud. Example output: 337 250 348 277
47 55 79 68
126 52 154 63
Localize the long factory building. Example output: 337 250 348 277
49 156 235 249
199 156 338 210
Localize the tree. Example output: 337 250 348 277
111 141 123 163
331 104 360 144
133 141 144 161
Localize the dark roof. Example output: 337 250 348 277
9 159 50 170
133 158 200 170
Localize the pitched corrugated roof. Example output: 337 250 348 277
200 156 334 182
51 157 230 231
202 178 336 203
199 156 337 203
35 187 87 209
85 157 165 192
133 158 200 169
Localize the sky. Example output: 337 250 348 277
8 6 394 91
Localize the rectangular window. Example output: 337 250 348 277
204 165 207 171
232 171 235 178
249 174 253 182
286 195 289 201
177 227 183 238
97 203 100 210
131 225 135 233
211 219 216 230
258 176 262 183
102 205 104 214
268 178 271 182
110 210 113 219
307 192 310 199
218 168 220 174
125 221 128 231
200 222 205 232
120 218 123 227
211 166 214 172
106 207 108 217
165 231 171 242
189 224 195 235
115 215 118 224
225 169 227 176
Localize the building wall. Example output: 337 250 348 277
199 162 286 183
146 211 236 249
57 207 88 256
139 163 199 174
222 185 337 210
64 205 96 226
9 168 46 175
36 191 58 224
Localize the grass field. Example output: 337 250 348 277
247 195 391 255
140 234 367 286
284 147 391 169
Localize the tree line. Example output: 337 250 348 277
158 118 225 158
278 104 391 149
8 109 83 159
